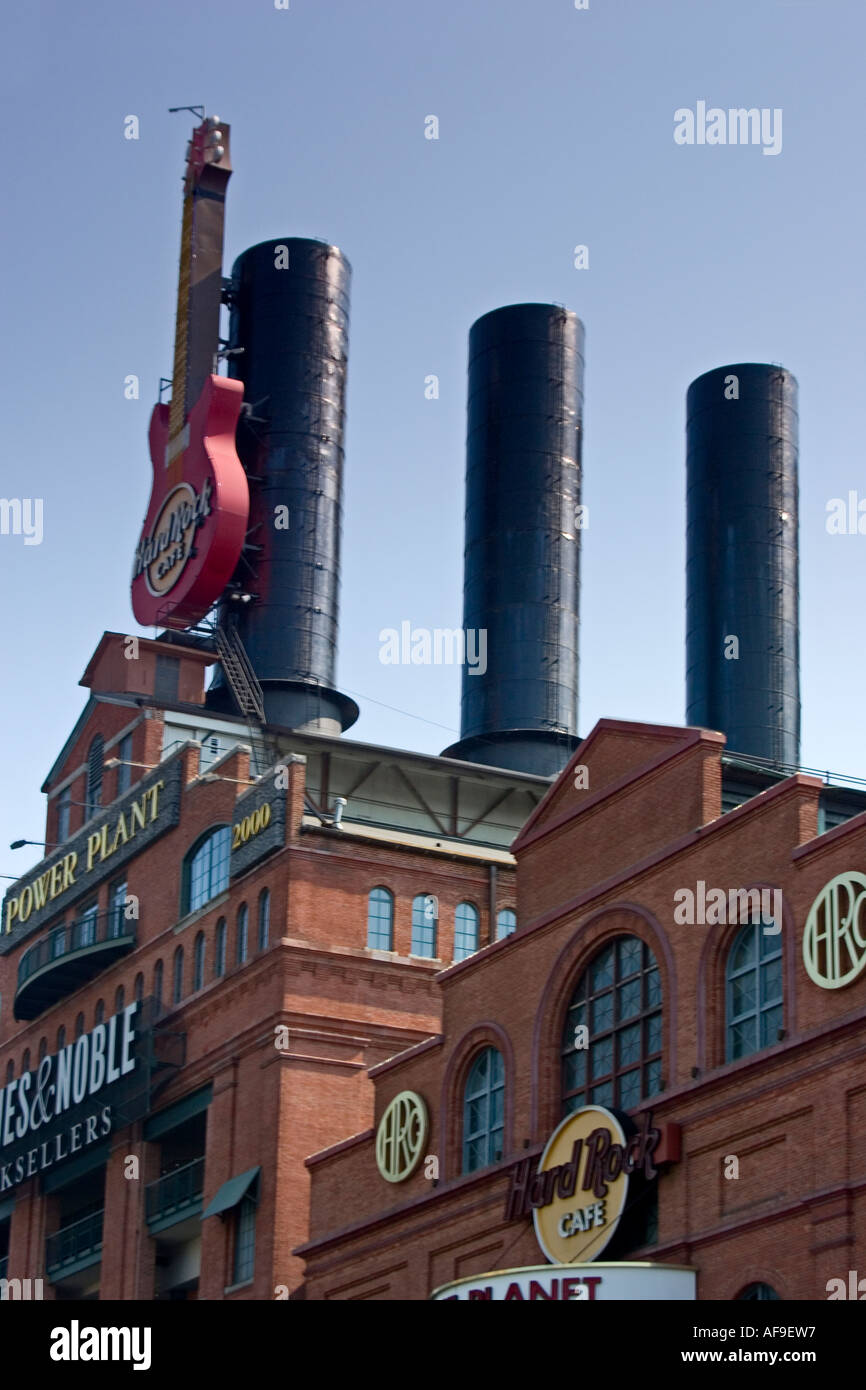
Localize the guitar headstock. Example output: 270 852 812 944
183 115 231 194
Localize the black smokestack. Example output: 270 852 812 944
214 237 357 733
685 362 800 765
443 303 584 776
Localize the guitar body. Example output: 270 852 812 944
131 373 248 628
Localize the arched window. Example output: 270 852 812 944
194 931 205 991
726 921 783 1061
411 894 437 958
153 960 163 1007
115 985 125 1014
454 903 480 961
56 1026 66 1051
134 972 144 1004
21 1049 30 1074
561 935 662 1115
184 826 231 914
462 1048 505 1173
236 904 248 965
215 919 227 978
5 1060 13 1084
38 1037 47 1062
366 888 394 950
258 889 270 951
737 1283 780 1301
75 1013 84 1039
173 947 184 1004
94 999 104 1026
496 908 517 939
86 735 104 818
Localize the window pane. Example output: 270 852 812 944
618 1067 641 1109
590 1081 613 1107
591 992 613 1034
591 946 614 991
591 1036 613 1080
617 1022 642 1068
617 978 641 1021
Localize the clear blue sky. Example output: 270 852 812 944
1 0 864 883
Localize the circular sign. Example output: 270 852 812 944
533 1106 629 1264
803 871 866 990
375 1091 428 1183
141 482 210 597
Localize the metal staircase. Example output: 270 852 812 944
213 624 277 777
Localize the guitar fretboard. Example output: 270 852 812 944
168 193 194 445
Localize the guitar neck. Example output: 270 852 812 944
168 120 233 450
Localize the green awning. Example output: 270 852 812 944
201 1165 260 1219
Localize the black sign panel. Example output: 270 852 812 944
1 761 183 953
229 776 286 879
0 1001 155 1194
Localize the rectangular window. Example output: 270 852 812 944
109 880 128 938
233 1195 256 1285
56 787 71 843
75 902 99 949
116 733 133 795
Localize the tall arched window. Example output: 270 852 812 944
726 921 783 1061
75 1013 84 1039
115 985 125 1014
5 1061 13 1084
134 972 144 1004
94 999 104 1026
56 1026 66 1051
236 904 248 965
454 903 480 961
462 1048 505 1174
411 894 437 958
21 1050 30 1074
194 931 205 991
184 826 231 914
173 947 184 1004
86 735 104 819
561 935 662 1115
38 1037 47 1062
258 889 270 951
153 960 163 1007
496 908 517 939
366 888 394 950
215 919 227 978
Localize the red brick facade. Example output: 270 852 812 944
298 721 866 1301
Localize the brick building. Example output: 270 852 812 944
298 718 866 1301
0 631 544 1300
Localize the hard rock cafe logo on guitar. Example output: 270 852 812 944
133 478 213 595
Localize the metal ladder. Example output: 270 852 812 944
213 625 276 777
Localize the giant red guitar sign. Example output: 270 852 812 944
131 115 249 629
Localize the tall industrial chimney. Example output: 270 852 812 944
211 238 358 734
685 362 800 765
442 303 584 776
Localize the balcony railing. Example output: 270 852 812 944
46 1209 104 1277
15 910 136 1020
146 1157 205 1228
